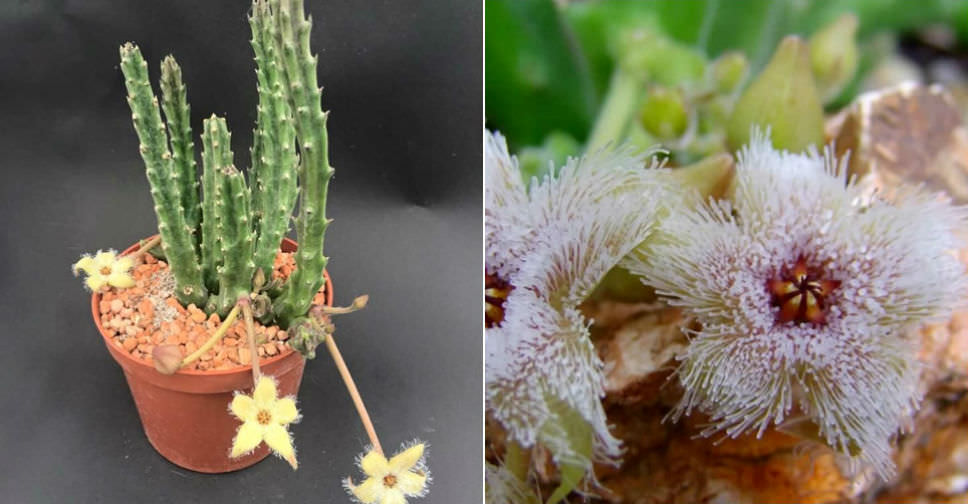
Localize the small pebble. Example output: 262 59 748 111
102 251 324 370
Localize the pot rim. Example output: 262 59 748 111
91 235 333 377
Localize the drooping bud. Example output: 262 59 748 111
727 36 825 152
152 345 184 375
351 295 369 310
809 13 859 104
710 51 749 94
639 86 689 140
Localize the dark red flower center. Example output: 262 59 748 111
768 256 840 325
485 273 512 328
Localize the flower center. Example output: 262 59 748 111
100 266 112 275
383 474 397 488
485 272 513 328
256 409 272 425
768 256 840 325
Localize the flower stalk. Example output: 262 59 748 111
181 304 241 368
324 330 383 456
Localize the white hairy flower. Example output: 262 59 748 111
623 129 967 479
485 131 669 474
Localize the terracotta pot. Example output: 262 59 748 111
92 237 332 473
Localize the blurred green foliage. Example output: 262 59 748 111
486 0 967 151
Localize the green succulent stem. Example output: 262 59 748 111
212 163 256 316
159 55 201 248
120 42 207 307
269 0 334 328
200 115 234 292
250 0 299 280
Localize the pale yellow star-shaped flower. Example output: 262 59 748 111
228 375 300 469
344 441 431 504
72 250 136 291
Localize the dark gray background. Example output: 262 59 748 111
0 1 481 502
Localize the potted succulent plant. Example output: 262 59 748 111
72 1 431 501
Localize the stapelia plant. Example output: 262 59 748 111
74 0 433 496
623 129 968 479
484 131 670 499
116 0 331 337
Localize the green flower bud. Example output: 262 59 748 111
614 29 706 85
669 152 735 201
711 51 749 94
639 86 689 140
809 13 859 104
726 36 825 153
517 131 580 182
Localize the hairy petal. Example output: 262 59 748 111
229 394 257 422
628 128 968 479
486 135 669 474
230 422 264 457
485 131 533 279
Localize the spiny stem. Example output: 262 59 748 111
324 332 382 456
240 297 261 382
181 304 241 367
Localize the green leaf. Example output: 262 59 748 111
485 0 596 149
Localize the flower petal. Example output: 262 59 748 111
230 421 264 458
253 375 279 408
264 423 297 469
108 271 136 288
396 471 428 496
271 397 300 425
73 256 95 275
229 394 257 422
379 490 406 504
388 443 424 473
348 477 384 504
114 256 135 272
85 273 107 292
360 449 389 477
93 250 117 269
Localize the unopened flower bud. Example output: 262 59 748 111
639 86 689 140
809 13 859 104
152 345 183 375
710 51 748 94
727 36 824 152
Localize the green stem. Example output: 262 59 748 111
119 43 207 307
585 67 642 152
